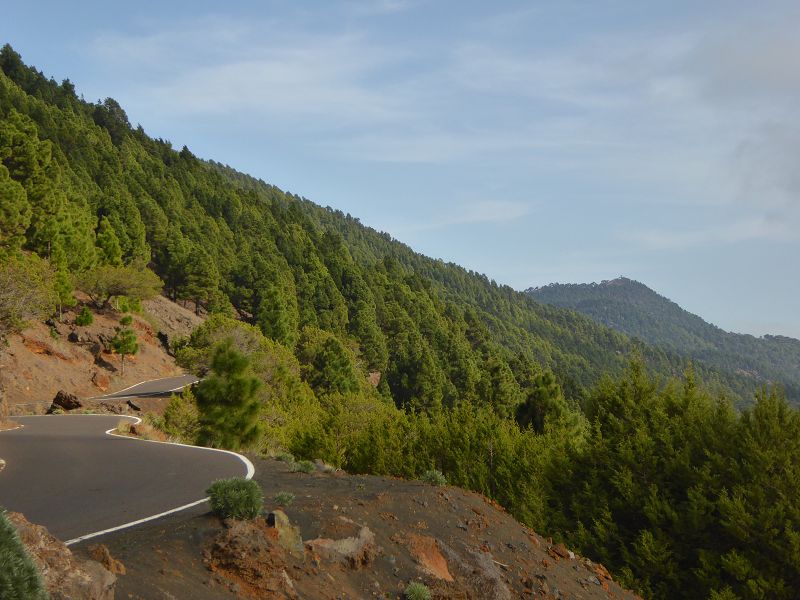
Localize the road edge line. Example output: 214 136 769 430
57 414 254 545
64 497 210 545
88 374 197 400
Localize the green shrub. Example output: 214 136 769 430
159 389 200 443
75 306 93 326
405 582 431 600
273 491 295 507
290 460 315 474
275 451 295 463
421 469 447 486
206 478 263 520
0 510 47 600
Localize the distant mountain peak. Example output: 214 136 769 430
527 279 800 400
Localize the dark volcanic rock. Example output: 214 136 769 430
48 389 82 412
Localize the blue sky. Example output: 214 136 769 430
3 1 799 337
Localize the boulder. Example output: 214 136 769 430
47 390 82 413
306 523 378 568
266 510 305 558
8 511 116 600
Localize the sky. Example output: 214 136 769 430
3 1 799 338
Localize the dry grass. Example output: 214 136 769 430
116 418 167 442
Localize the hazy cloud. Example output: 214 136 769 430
629 217 791 250
388 200 533 233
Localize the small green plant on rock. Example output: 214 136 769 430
75 306 93 326
206 478 263 520
0 510 48 600
421 469 447 486
405 582 432 600
273 491 295 507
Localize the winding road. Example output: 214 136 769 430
92 374 199 400
0 384 251 544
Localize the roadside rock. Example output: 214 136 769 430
306 521 378 568
266 509 305 558
47 389 82 413
204 517 298 599
8 511 116 600
88 544 127 575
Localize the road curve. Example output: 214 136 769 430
94 374 199 400
0 415 249 543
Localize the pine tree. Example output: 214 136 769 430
51 242 76 319
0 164 30 252
515 370 566 433
111 315 138 375
95 216 123 266
195 339 262 450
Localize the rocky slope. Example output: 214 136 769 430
71 456 640 600
1 296 201 414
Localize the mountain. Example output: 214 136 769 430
527 277 800 402
5 45 800 600
0 42 725 408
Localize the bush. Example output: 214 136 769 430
421 469 447 486
159 389 200 443
0 510 47 600
405 582 431 600
75 306 93 326
290 459 316 474
206 478 263 520
275 451 295 463
273 491 295 507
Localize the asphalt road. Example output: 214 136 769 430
95 374 199 399
0 415 249 543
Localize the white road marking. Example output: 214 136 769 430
91 375 198 400
5 414 255 546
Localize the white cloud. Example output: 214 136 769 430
87 7 800 245
90 20 416 128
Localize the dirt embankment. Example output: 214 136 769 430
74 457 640 600
1 295 201 414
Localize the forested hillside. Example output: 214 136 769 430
4 46 800 600
0 42 728 409
528 278 800 402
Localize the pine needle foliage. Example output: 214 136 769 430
0 510 47 600
196 339 262 450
